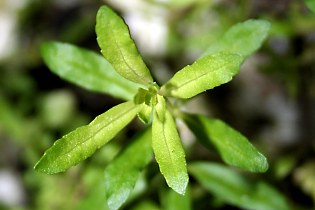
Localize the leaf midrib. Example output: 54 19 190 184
112 26 148 85
55 104 138 161
159 111 181 183
172 65 232 92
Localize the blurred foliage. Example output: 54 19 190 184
0 0 314 209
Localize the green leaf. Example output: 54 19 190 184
96 6 153 85
305 0 315 13
203 19 270 58
162 187 192 210
152 104 188 195
160 53 243 99
184 114 268 172
189 162 290 210
155 95 166 122
35 101 141 174
104 127 153 210
76 174 109 210
134 83 160 124
130 201 161 210
137 104 153 124
40 42 142 101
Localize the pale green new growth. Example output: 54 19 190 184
40 42 142 101
35 101 141 174
152 107 188 195
137 104 153 124
161 53 243 99
104 128 152 210
96 6 153 85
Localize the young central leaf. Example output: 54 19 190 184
161 52 243 99
35 101 141 174
152 99 188 195
134 83 160 124
96 6 153 85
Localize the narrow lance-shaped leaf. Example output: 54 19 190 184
152 96 188 194
203 19 270 58
41 42 143 101
160 52 243 99
35 101 141 174
184 114 268 172
104 127 153 210
189 162 290 210
96 6 153 85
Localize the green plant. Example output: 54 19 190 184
34 5 275 210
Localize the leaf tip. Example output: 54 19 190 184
246 152 269 173
167 173 189 195
34 153 64 174
257 154 269 173
34 160 52 174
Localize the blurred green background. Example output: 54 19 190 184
0 0 314 209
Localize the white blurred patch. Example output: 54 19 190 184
126 14 168 56
0 0 29 61
105 0 168 56
3 0 29 10
0 170 25 206
0 12 16 60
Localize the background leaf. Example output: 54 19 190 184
40 42 142 101
203 19 270 58
184 114 268 172
35 101 141 174
104 127 153 210
130 201 161 210
96 6 153 85
160 53 243 99
305 0 315 13
189 162 290 210
152 106 188 195
76 176 109 210
161 187 192 210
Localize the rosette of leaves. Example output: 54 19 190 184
35 5 271 210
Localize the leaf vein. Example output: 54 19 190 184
161 117 176 169
56 104 138 160
112 31 148 84
173 66 231 91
